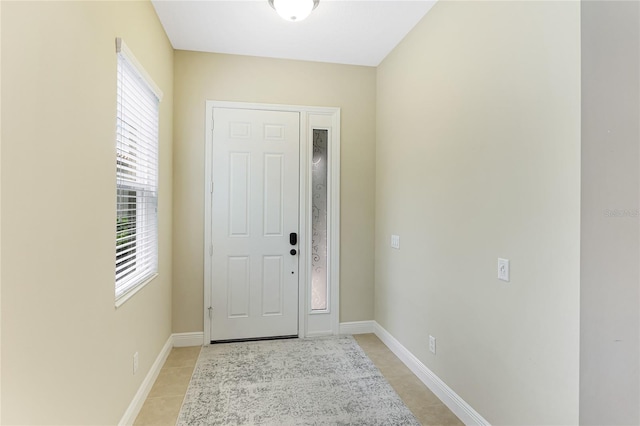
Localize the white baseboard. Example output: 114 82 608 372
172 331 205 347
340 320 375 335
373 322 490 426
118 335 173 426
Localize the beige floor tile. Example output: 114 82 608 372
411 401 465 426
366 351 414 378
393 380 446 412
147 366 195 398
353 333 388 353
134 395 185 426
163 346 201 368
355 333 463 426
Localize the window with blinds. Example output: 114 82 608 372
115 38 162 303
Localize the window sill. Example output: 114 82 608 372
115 273 159 309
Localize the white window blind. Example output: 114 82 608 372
115 38 162 302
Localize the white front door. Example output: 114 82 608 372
210 108 300 341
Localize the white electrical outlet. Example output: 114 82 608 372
133 352 139 375
429 335 436 354
498 258 510 282
391 234 400 249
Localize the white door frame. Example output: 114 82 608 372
203 101 341 344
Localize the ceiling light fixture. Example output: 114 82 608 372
268 0 319 22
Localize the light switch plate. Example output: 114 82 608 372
429 335 436 354
391 235 400 249
133 352 139 375
498 258 510 282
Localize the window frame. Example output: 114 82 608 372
114 38 163 307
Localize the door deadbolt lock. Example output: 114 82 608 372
290 249 297 256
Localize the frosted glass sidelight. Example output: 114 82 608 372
311 129 328 311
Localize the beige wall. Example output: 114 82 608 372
173 51 376 333
0 0 3 420
375 1 581 424
580 2 640 424
1 1 173 424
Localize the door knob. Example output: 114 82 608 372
290 249 297 255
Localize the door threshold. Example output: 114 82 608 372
210 334 298 345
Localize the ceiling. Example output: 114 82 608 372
151 0 437 67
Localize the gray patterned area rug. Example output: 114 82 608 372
177 335 420 425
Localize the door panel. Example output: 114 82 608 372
262 255 284 316
211 108 300 341
229 153 250 236
264 154 284 236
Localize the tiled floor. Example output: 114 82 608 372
134 346 201 426
134 334 463 425
353 334 463 426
